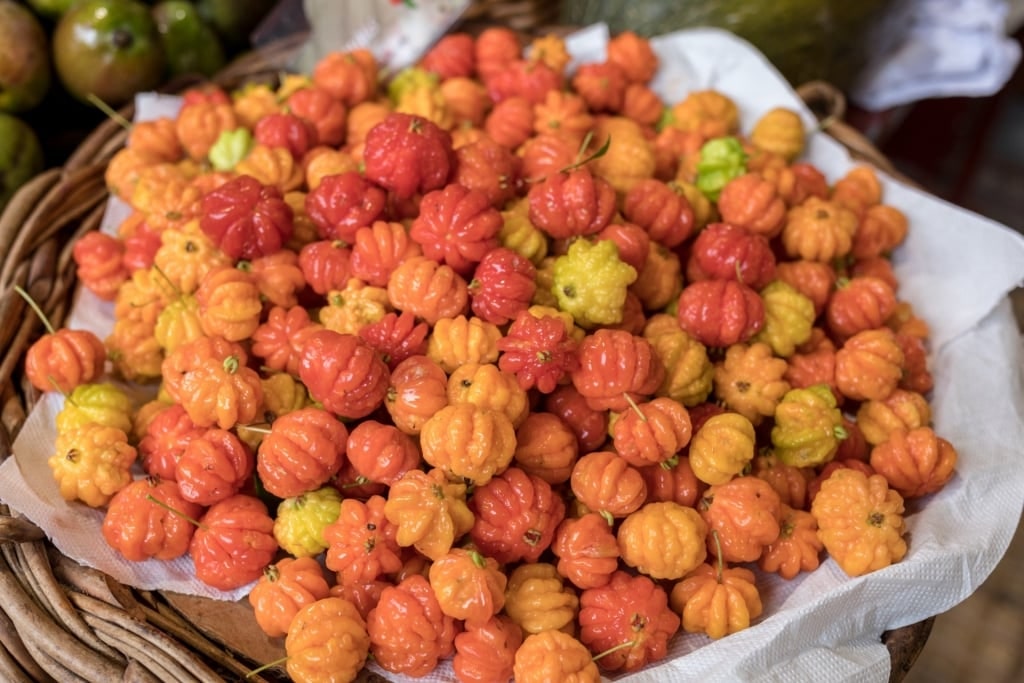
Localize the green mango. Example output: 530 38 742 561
0 112 44 211
0 1 51 113
25 0 79 19
195 0 276 50
562 0 896 90
53 0 166 107
152 1 226 77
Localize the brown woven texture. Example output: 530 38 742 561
0 12 931 683
459 0 561 32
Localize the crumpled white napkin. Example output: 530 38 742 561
850 0 1022 110
293 0 473 75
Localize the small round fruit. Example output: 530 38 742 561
53 0 166 107
0 1 51 113
152 1 226 78
0 113 44 210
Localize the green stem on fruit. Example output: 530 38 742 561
86 93 132 131
150 264 184 300
146 494 207 530
591 638 637 662
14 284 56 335
561 133 611 173
237 423 272 435
711 529 724 584
470 550 487 569
246 656 289 678
622 393 647 422
49 377 76 405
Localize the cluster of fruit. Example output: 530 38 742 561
0 0 276 209
22 25 959 683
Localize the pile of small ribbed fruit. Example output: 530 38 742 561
22 26 957 683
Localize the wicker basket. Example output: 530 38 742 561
0 14 933 683
458 0 562 32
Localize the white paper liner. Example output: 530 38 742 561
2 24 1023 679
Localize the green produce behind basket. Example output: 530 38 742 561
0 0 51 114
561 0 905 91
53 0 166 106
0 112 44 211
153 0 227 77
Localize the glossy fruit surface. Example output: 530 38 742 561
53 0 165 106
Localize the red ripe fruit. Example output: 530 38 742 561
497 310 579 394
676 279 765 348
545 385 609 454
257 407 349 499
254 112 318 160
527 167 617 240
200 175 294 261
349 221 422 288
73 231 128 301
452 134 520 208
181 85 229 108
485 58 563 104
251 305 324 377
122 220 161 273
578 571 679 672
621 179 696 248
483 96 534 150
596 222 650 273
286 86 347 147
175 428 254 506
299 329 390 419
469 467 566 564
572 61 628 113
475 26 521 81
571 329 665 413
788 162 830 204
138 404 203 481
519 133 576 181
102 477 203 562
685 222 777 289
345 421 422 486
359 311 430 370
363 113 455 200
24 327 105 395
409 183 502 275
896 332 934 395
305 171 386 243
469 248 537 325
189 494 278 591
420 32 476 79
298 239 353 296
826 276 898 342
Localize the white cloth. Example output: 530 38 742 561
294 0 472 75
850 0 1022 110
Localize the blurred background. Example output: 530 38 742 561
1 1 1022 680
870 18 1024 683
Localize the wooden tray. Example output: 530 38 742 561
0 22 933 683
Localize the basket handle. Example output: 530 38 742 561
796 80 913 184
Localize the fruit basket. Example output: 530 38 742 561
2 12 1023 683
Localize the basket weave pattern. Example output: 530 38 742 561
0 11 929 683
